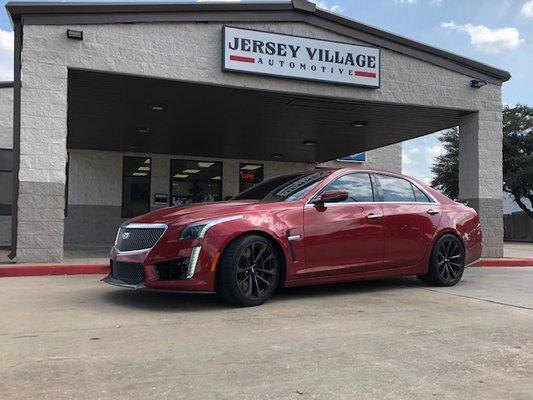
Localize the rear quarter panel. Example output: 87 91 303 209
436 204 482 266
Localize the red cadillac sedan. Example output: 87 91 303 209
103 168 482 306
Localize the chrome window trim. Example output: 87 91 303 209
114 223 168 254
373 173 440 205
304 201 439 208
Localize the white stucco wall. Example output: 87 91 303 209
0 87 13 149
0 86 13 247
17 20 503 261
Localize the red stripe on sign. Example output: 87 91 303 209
230 55 255 63
355 71 377 78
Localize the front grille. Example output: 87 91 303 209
111 261 146 285
154 259 189 280
115 226 166 252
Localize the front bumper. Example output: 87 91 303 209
105 243 217 293
101 274 215 294
102 274 145 290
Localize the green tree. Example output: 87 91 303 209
502 104 533 219
430 105 533 220
430 127 459 200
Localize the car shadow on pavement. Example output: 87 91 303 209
100 289 225 312
276 276 422 301
99 276 424 311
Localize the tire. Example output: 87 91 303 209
216 234 280 307
420 234 465 287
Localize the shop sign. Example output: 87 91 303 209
223 27 380 88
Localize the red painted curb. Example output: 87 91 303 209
475 258 533 267
0 263 110 277
1 258 532 278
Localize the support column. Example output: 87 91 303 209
459 111 503 258
15 63 68 263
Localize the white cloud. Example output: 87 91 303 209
402 152 412 165
522 0 533 17
440 21 524 53
0 29 14 81
408 147 421 154
311 1 344 13
426 144 445 159
394 0 442 5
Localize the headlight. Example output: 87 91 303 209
180 224 207 240
179 215 243 240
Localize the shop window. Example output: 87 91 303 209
239 163 264 193
170 159 222 205
122 156 151 218
0 149 13 216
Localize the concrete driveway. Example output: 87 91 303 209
0 267 532 400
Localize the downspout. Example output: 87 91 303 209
8 21 21 260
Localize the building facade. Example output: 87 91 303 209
4 0 509 262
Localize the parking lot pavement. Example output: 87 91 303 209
0 268 531 400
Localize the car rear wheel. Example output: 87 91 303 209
420 234 465 286
217 234 280 307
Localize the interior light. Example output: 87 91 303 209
271 153 282 159
212 176 222 180
350 121 368 128
136 127 151 134
132 172 148 177
303 139 317 146
198 162 214 168
144 159 150 164
183 169 201 174
66 29 83 40
174 174 189 178
137 166 150 171
149 103 165 111
240 164 261 171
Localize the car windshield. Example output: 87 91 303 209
233 171 331 202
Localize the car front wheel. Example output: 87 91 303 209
216 234 280 307
420 234 465 286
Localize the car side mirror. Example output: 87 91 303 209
312 190 348 206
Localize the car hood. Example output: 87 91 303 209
127 200 265 226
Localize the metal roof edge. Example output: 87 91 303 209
5 0 511 82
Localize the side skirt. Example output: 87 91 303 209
283 265 421 288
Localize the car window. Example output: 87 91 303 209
318 173 374 202
378 175 416 202
233 171 331 202
412 184 432 203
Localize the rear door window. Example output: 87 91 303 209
377 175 416 202
412 184 433 203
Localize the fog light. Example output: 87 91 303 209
187 246 202 278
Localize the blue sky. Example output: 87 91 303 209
1 0 532 183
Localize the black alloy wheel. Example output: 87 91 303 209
420 234 465 287
235 241 277 300
217 235 280 307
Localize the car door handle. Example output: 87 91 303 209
367 213 383 220
427 209 440 215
